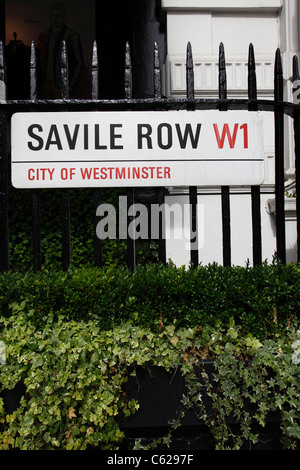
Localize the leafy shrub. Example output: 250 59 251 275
0 307 299 450
0 262 299 337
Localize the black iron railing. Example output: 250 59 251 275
0 39 299 272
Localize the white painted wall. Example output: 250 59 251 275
162 0 298 267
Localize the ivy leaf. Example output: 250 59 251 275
67 407 76 419
43 432 51 443
170 336 179 347
133 440 144 450
86 426 94 436
163 435 171 447
227 327 238 340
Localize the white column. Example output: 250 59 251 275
280 0 299 179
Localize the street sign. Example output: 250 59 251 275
11 110 264 188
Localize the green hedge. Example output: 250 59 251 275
0 261 299 338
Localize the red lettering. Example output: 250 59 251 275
28 168 55 181
93 168 100 179
213 123 249 149
116 167 125 179
164 167 171 179
80 168 92 179
133 167 140 179
240 123 248 149
213 123 239 149
78 165 172 182
141 167 148 179
100 168 107 179
61 168 68 180
149 167 155 178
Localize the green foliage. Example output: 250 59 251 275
181 323 300 450
0 306 299 450
8 186 160 270
0 262 299 336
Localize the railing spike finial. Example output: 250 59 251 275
30 41 36 67
219 42 227 100
30 41 38 101
275 48 283 75
154 41 160 68
60 40 69 99
293 54 299 80
0 41 5 81
92 40 98 69
292 55 300 105
248 43 257 102
124 41 132 99
92 40 99 100
274 48 283 102
0 40 6 101
154 41 162 99
248 43 256 73
186 41 194 101
186 41 193 69
219 42 226 68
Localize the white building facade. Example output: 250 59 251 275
161 0 299 266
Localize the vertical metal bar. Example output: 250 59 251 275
0 111 8 272
158 188 166 264
221 186 231 267
125 42 135 271
186 42 199 267
61 197 71 271
154 41 166 263
251 186 262 264
32 189 41 272
92 40 103 267
126 187 135 271
0 41 9 272
274 48 286 263
248 43 262 265
30 41 41 272
219 42 231 267
60 40 71 270
292 55 300 262
189 185 198 266
293 55 300 97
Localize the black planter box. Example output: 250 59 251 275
0 362 288 450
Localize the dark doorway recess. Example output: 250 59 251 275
96 0 166 99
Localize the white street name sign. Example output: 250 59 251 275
11 110 264 188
